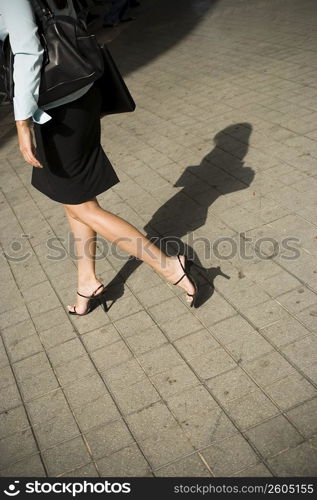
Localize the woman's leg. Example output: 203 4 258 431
64 208 103 314
64 198 195 302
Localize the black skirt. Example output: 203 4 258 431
32 82 120 204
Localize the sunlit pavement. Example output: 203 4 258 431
0 0 317 477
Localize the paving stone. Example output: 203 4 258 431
148 297 190 325
267 441 317 476
61 463 99 477
97 443 152 477
155 453 211 477
206 367 258 404
189 347 236 380
243 351 295 387
226 332 273 363
139 344 183 377
302 362 317 384
0 428 38 469
137 282 176 308
32 307 69 333
261 272 301 297
0 383 22 413
112 378 160 414
81 324 121 352
182 406 238 448
212 315 257 345
0 365 16 389
33 413 80 450
0 405 29 440
200 434 259 477
245 415 303 459
84 419 134 460
277 287 317 314
73 394 121 432
174 329 219 359
233 462 273 477
0 306 30 330
26 390 70 425
194 293 237 326
63 374 106 409
0 338 9 368
265 372 317 410
91 341 132 373
295 304 317 332
2 318 37 348
39 322 77 349
151 362 200 398
102 358 147 391
126 402 177 442
6 334 43 364
223 389 279 430
19 370 59 402
12 351 49 381
114 310 156 337
126 325 167 355
228 285 271 311
281 335 317 370
166 385 219 420
0 454 46 477
243 300 290 329
260 316 310 347
54 356 96 386
106 294 143 323
160 312 204 341
138 425 194 469
286 398 317 438
21 280 55 303
27 293 61 317
42 436 91 476
47 338 86 367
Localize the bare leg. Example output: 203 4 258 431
65 208 103 314
64 198 195 303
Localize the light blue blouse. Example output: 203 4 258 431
0 0 92 124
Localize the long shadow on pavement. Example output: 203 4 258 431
102 122 254 310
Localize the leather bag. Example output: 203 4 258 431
2 0 104 106
98 44 136 116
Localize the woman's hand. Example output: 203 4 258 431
16 119 42 168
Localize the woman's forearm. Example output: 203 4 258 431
16 118 32 128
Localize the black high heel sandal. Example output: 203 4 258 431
68 283 108 316
172 254 200 308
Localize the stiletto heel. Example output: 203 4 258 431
172 254 200 308
68 283 107 316
98 295 109 313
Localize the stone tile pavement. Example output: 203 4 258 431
0 0 317 477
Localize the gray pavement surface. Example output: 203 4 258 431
0 0 317 477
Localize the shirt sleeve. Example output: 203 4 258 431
0 0 51 123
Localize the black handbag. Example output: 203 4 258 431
98 45 136 116
2 0 104 106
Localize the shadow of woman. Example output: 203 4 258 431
103 122 255 309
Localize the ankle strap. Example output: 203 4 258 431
77 283 104 299
173 273 186 286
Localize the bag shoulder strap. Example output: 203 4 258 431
30 0 87 23
29 0 53 23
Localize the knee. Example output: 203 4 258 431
64 200 99 224
64 205 83 221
